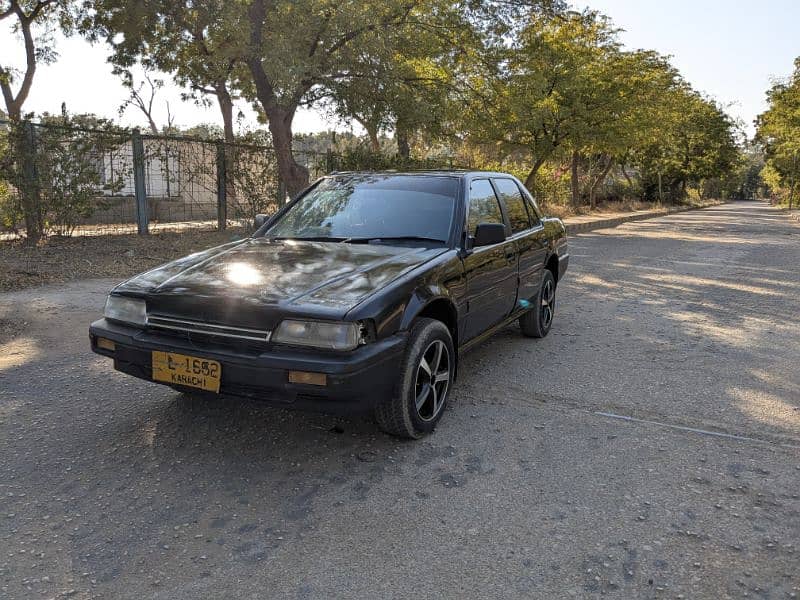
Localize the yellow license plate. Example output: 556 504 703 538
152 351 221 393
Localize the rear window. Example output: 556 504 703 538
493 178 530 233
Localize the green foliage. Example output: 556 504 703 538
226 143 282 220
324 146 458 173
756 58 800 205
0 113 126 238
0 132 21 230
464 11 622 183
636 89 739 202
460 9 739 205
35 114 127 235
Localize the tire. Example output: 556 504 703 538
374 318 455 439
519 270 556 338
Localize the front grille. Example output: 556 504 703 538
146 315 271 343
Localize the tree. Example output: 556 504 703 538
462 8 739 207
240 0 424 197
465 11 622 193
573 50 682 208
87 0 243 144
636 87 739 202
0 0 77 121
238 0 554 195
87 0 559 199
756 58 800 207
322 24 460 157
117 69 174 134
0 0 78 244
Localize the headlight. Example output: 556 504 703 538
104 295 147 326
272 319 363 351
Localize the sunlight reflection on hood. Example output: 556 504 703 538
225 262 264 286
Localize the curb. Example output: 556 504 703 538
564 203 721 234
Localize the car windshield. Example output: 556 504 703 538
263 174 458 244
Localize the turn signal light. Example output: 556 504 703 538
288 371 327 386
96 337 116 352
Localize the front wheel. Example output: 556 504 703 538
519 270 556 338
374 318 454 439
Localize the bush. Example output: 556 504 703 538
0 115 127 240
324 146 458 172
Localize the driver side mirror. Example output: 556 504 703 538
473 222 507 247
254 214 268 230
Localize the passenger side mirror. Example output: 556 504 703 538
254 214 268 230
473 223 506 247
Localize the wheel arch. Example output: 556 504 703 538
400 294 460 378
546 252 560 284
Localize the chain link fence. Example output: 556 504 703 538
0 119 330 240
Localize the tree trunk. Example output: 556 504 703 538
367 126 380 153
244 71 309 199
246 0 309 201
523 158 546 191
14 122 43 245
589 156 614 209
3 100 21 122
570 150 580 208
267 105 309 200
215 84 237 204
620 162 633 187
146 115 159 135
215 84 235 144
0 9 36 122
396 125 410 160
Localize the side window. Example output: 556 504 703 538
467 179 503 234
523 189 543 224
493 178 530 234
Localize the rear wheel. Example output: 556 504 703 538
520 270 556 338
374 318 454 439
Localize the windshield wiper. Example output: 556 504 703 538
270 236 349 242
343 236 446 244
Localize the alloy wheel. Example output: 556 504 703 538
541 279 555 328
414 339 450 421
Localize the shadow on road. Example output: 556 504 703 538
460 201 800 442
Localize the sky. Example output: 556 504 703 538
582 0 800 136
1 1 798 137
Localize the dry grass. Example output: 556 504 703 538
542 199 675 220
0 228 249 292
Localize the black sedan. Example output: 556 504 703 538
90 171 569 438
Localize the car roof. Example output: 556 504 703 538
326 170 517 180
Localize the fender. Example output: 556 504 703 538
398 286 459 333
398 286 461 380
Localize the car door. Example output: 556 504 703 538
461 178 519 342
492 178 548 304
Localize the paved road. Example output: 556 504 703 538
1 201 798 599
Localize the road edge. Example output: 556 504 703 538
564 201 724 234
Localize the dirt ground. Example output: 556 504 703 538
0 227 249 292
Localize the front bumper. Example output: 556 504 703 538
89 318 407 414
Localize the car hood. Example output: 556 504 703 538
114 237 445 327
